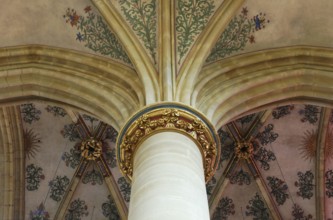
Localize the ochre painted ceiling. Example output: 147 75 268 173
2 0 333 219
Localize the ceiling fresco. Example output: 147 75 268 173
19 101 333 219
2 0 333 219
206 104 333 219
205 0 333 65
21 101 128 219
2 0 333 72
63 6 132 66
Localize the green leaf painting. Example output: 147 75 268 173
207 8 270 63
118 0 157 64
176 0 215 64
64 7 132 65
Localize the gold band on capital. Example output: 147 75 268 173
116 102 221 183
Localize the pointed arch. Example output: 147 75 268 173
176 0 245 103
93 0 160 103
192 46 333 128
0 45 144 129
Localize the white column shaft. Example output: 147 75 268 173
128 132 209 220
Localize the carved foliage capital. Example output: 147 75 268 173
117 104 220 183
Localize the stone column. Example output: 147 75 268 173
116 103 220 220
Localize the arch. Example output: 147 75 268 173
0 45 144 129
93 0 160 103
176 0 244 103
192 46 333 128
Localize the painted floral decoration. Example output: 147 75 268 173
176 0 215 63
102 195 120 220
267 176 289 205
26 164 45 191
46 105 67 117
256 124 278 146
118 177 131 203
212 197 235 220
272 105 294 119
207 8 270 63
65 198 89 220
295 170 314 199
49 175 70 202
21 103 41 124
230 169 251 185
82 168 103 185
30 203 50 220
299 105 320 124
325 169 333 198
118 0 157 64
61 123 80 142
62 147 82 169
292 204 312 220
64 7 131 64
246 193 270 219
206 176 217 196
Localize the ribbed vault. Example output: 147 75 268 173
0 45 143 130
193 46 333 127
2 0 333 219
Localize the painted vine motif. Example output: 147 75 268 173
230 169 251 185
236 113 256 126
325 169 333 197
246 193 270 220
64 7 131 65
295 170 314 199
118 0 157 64
103 146 117 168
118 177 131 203
206 176 216 196
206 7 270 63
176 0 215 63
65 198 89 220
299 130 317 161
49 175 70 202
81 114 99 132
267 176 289 205
82 114 99 124
104 126 118 143
26 164 45 191
212 197 235 220
61 123 80 142
82 169 103 185
102 195 120 220
253 146 276 171
256 124 278 146
218 128 235 164
21 103 41 124
292 204 313 220
299 105 320 124
30 203 50 220
272 105 294 119
62 147 82 169
24 128 42 159
45 105 67 117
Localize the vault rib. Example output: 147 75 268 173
315 107 329 219
53 159 89 220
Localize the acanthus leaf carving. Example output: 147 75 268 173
117 106 219 182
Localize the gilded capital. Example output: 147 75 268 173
116 102 220 182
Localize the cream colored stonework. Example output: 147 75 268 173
129 132 209 220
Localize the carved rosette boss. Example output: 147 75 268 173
116 103 221 183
